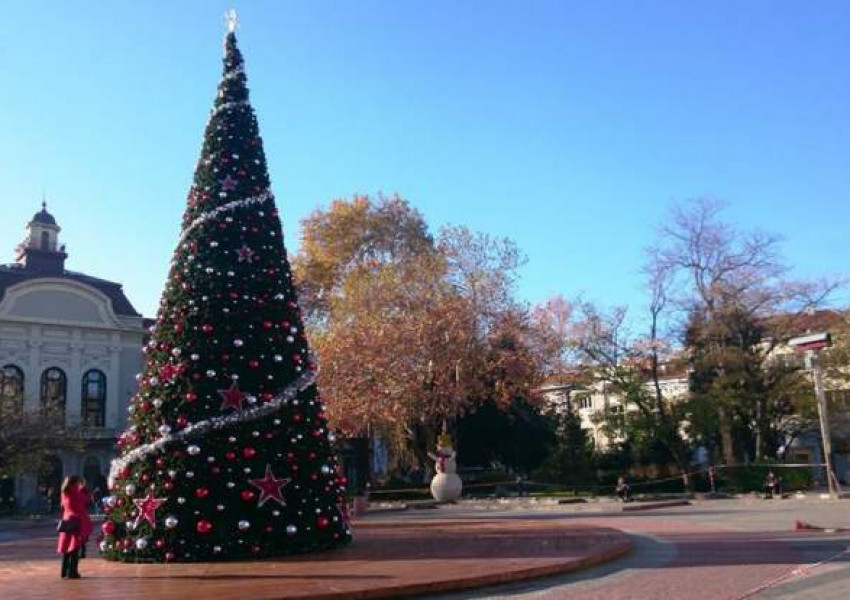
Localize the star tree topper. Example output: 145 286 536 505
133 492 165 529
225 8 239 33
249 464 291 507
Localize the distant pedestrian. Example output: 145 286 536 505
764 471 777 499
45 486 57 514
56 476 92 579
616 476 631 502
516 475 526 498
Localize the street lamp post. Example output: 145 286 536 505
789 332 838 499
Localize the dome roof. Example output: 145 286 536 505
31 202 57 226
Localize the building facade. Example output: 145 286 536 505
0 205 145 509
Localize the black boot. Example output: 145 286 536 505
79 542 86 559
67 549 81 579
61 552 71 578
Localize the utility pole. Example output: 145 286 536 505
790 332 837 499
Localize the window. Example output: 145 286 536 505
81 370 106 427
41 231 50 250
576 396 592 410
0 365 24 416
83 456 104 492
40 368 67 418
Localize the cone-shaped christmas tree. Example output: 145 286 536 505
101 23 352 563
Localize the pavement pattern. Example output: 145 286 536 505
0 517 630 600
422 497 850 600
1 497 847 599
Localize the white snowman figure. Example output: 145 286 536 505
428 426 462 502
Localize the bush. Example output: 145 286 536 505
719 464 813 493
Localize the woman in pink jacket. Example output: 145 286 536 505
56 475 92 579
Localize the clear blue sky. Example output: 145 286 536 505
1 1 848 317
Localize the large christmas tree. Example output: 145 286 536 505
101 20 352 562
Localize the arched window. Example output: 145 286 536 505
0 365 24 416
40 367 67 418
40 230 50 250
81 370 106 427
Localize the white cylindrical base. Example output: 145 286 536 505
430 473 462 502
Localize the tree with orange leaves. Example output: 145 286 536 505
293 195 549 472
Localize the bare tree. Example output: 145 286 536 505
0 402 83 480
656 199 840 463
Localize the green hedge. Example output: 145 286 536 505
718 465 814 493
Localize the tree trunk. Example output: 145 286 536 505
408 419 440 481
717 405 735 464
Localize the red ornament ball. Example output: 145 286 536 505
196 520 213 534
225 451 237 461
240 490 256 502
316 516 330 529
242 447 257 459
201 324 214 334
102 521 116 535
165 552 176 562
195 487 210 499
185 392 198 403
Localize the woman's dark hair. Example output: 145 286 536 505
60 475 83 495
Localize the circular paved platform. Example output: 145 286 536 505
0 518 631 599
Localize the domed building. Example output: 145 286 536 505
0 204 146 510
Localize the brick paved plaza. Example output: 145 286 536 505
0 513 629 600
2 497 848 599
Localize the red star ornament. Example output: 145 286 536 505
218 381 246 411
220 174 238 191
133 492 165 529
237 244 256 264
249 464 291 507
